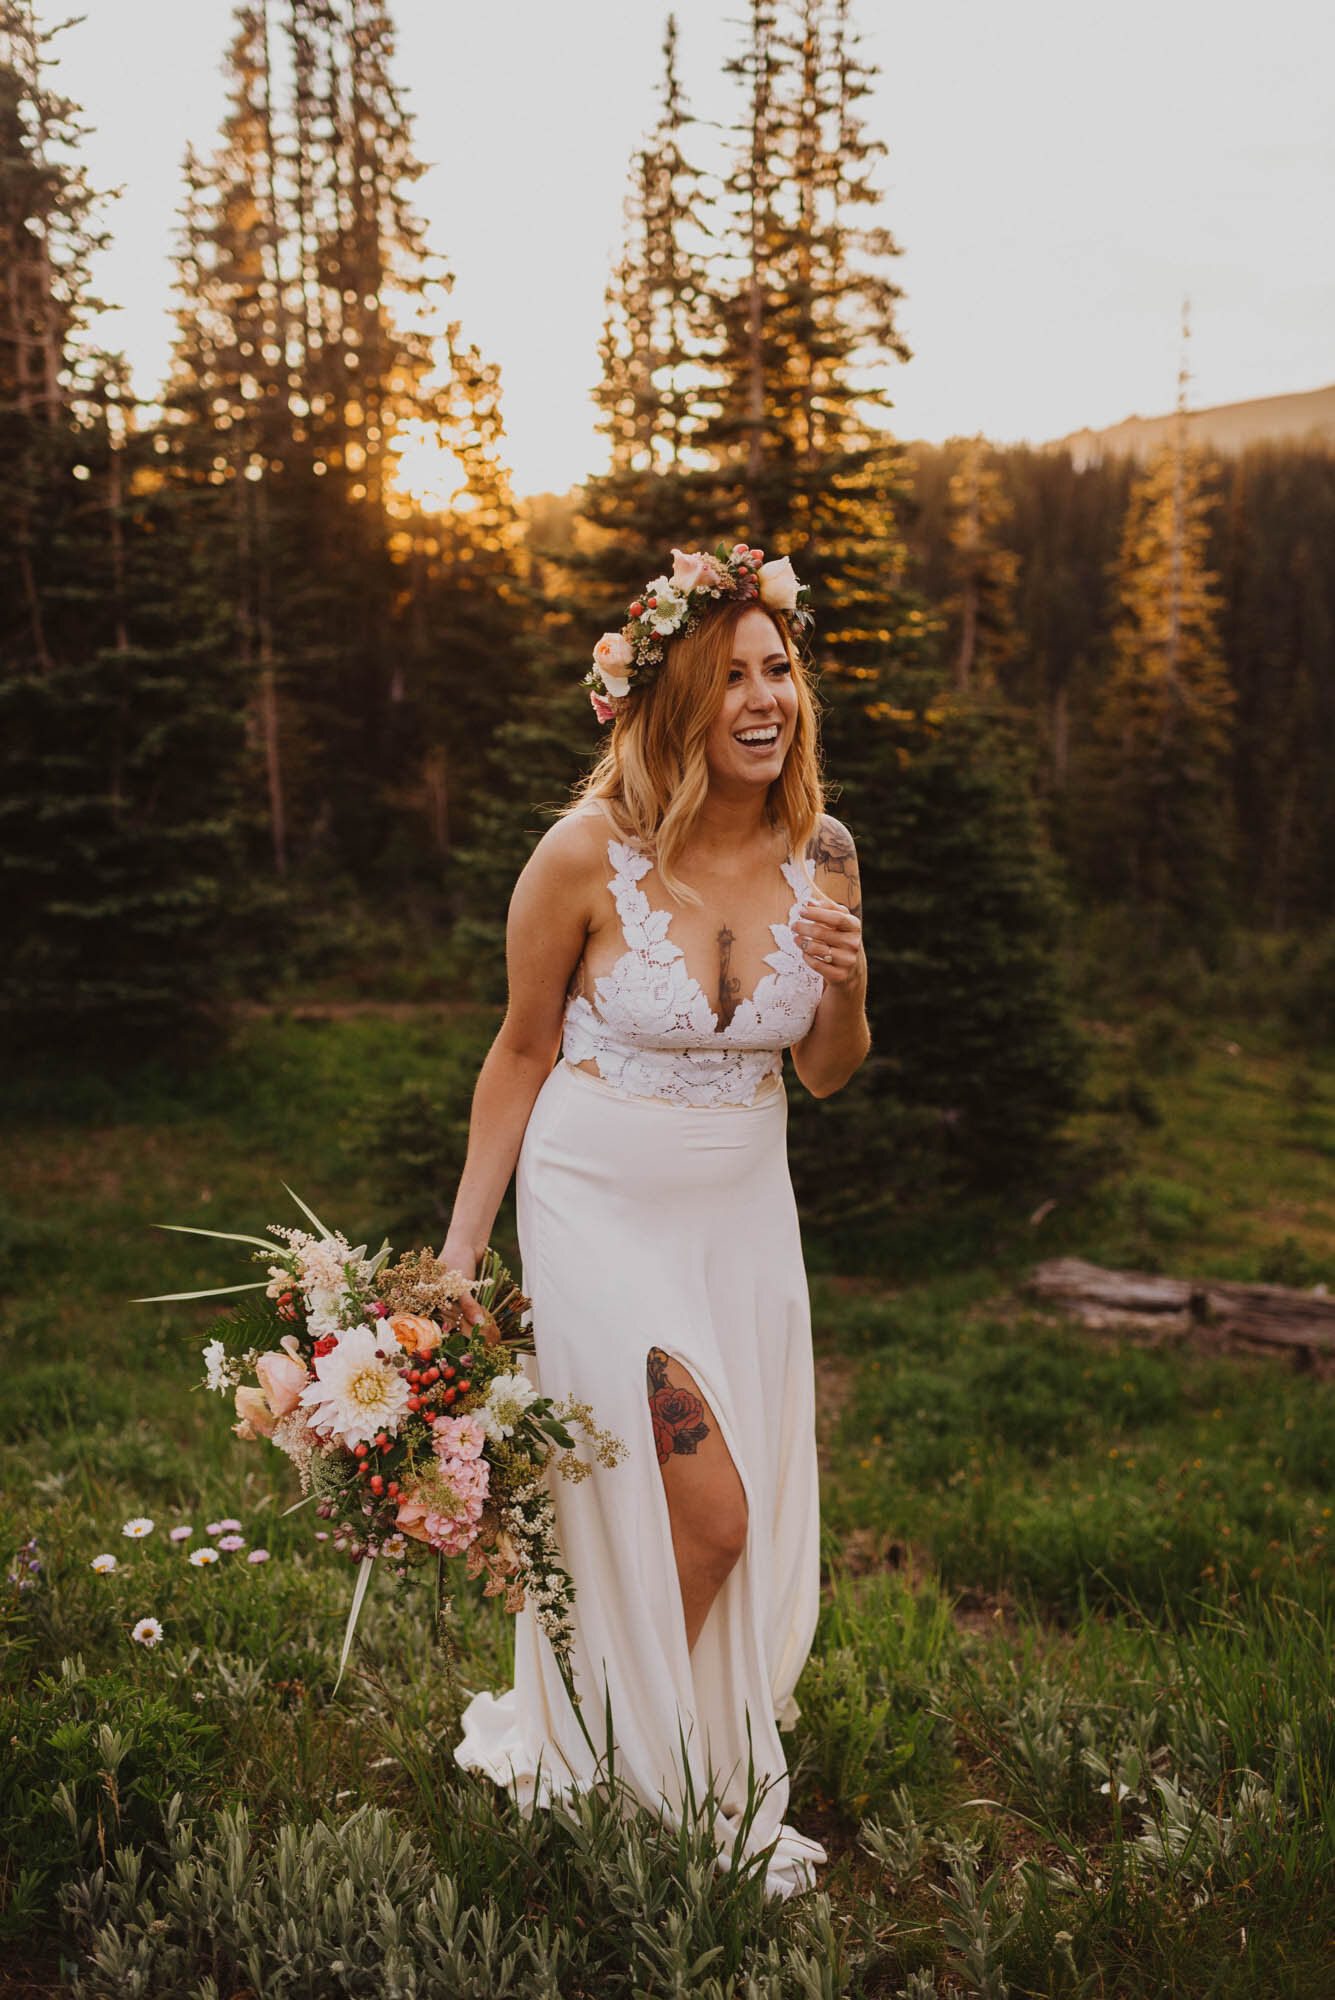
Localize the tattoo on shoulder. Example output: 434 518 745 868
805 815 862 921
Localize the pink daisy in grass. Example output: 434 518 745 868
169 1525 193 1543
217 1535 245 1552
205 1522 223 1536
247 1548 270 1564
218 1517 242 1532
131 1617 163 1647
314 1530 329 1541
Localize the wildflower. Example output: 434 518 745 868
189 1548 220 1567
218 1535 245 1552
314 1531 329 1541
131 1617 164 1648
218 1517 242 1532
169 1525 193 1542
121 1517 154 1539
90 1553 118 1573
247 1548 270 1564
205 1522 223 1536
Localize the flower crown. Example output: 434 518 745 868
585 543 813 722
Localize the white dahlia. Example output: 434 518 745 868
297 1323 411 1448
478 1371 539 1443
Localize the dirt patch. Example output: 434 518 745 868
813 1352 858 1460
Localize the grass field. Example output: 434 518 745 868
2 1002 1333 1996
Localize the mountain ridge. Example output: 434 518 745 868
1043 380 1335 466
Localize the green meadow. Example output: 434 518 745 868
2 1003 1333 1997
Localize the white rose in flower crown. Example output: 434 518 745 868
592 631 634 698
757 556 800 614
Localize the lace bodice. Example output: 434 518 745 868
562 837 826 1107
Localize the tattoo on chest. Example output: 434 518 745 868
716 923 742 1027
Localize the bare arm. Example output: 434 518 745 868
440 814 599 1278
789 813 870 1099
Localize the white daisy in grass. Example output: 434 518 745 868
189 1547 220 1567
131 1617 163 1647
90 1553 118 1573
297 1323 411 1447
121 1517 154 1539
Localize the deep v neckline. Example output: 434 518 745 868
607 836 810 1041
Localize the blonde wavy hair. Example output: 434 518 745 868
566 600 824 904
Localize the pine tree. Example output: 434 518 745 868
1084 318 1235 936
578 13 723 621
941 434 1021 691
0 7 248 1052
162 0 525 886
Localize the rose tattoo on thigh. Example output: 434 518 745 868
646 1346 711 1466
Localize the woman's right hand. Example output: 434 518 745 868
440 1234 489 1330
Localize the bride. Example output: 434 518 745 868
442 544 869 1898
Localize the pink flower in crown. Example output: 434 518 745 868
434 1413 487 1461
590 690 618 724
591 631 634 699
671 548 727 594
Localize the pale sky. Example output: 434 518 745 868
46 0 1335 495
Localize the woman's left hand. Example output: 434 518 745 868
794 898 864 987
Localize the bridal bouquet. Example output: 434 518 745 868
140 1185 625 1697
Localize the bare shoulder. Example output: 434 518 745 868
516 804 610 899
803 812 862 914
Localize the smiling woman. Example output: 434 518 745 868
438 546 869 1897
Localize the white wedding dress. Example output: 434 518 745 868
454 834 828 1898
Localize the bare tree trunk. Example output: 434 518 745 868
254 468 287 877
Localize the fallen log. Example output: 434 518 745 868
1028 1256 1335 1367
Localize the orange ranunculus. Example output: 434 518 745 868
387 1312 439 1357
